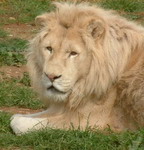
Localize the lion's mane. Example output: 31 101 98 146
27 2 144 109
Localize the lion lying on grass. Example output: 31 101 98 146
10 2 144 135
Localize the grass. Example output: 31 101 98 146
0 0 144 149
0 79 43 109
19 72 31 86
0 113 144 150
0 112 11 134
0 38 28 52
0 28 9 38
98 0 144 22
100 0 144 12
0 0 143 25
0 51 26 66
0 38 28 66
0 0 53 24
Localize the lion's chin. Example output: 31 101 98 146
47 86 67 95
43 86 70 102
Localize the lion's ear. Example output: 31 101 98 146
87 19 105 38
35 14 50 27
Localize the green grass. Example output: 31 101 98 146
0 0 143 25
0 112 144 150
0 28 9 38
0 52 26 66
0 79 43 109
99 0 144 22
0 51 26 66
0 38 28 52
0 38 28 66
0 112 11 134
19 72 31 86
100 0 144 12
0 0 53 24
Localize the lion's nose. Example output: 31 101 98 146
45 73 62 82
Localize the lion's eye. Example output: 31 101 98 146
46 46 53 53
69 51 78 57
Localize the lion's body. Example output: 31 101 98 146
11 2 144 135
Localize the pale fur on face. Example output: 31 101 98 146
27 2 144 107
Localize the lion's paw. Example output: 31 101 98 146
10 114 48 135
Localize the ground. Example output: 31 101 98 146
0 65 27 80
0 0 144 149
0 22 39 114
3 23 36 40
0 106 43 114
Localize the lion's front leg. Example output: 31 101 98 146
10 103 65 135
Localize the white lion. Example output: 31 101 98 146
10 2 144 135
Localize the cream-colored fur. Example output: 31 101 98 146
11 2 144 135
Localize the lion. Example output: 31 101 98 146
10 2 144 135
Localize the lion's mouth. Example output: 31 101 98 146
47 86 66 94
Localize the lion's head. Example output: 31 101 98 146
31 23 93 101
27 2 141 107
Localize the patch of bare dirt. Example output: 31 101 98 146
3 23 37 40
0 106 43 114
0 65 27 81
